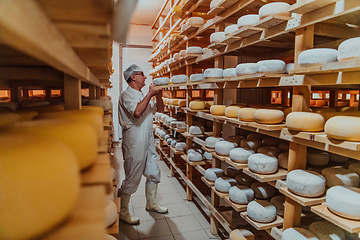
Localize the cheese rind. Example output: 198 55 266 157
186 17 204 26
325 116 360 141
189 126 204 135
175 142 187 152
205 168 225 181
326 186 360 220
237 14 260 27
286 112 325 132
229 185 254 204
210 105 227 116
248 153 278 174
307 150 329 166
153 77 170 86
298 48 338 66
223 68 237 77
230 148 254 163
204 68 224 78
338 37 360 61
225 106 241 118
251 182 275 199
278 152 289 169
348 162 360 176
247 200 276 223
322 167 359 188
236 63 257 75
257 146 280 157
282 227 319 240
270 195 285 216
189 100 205 110
215 177 237 193
258 2 291 19
105 199 117 227
188 152 203 162
255 60 286 73
215 140 235 156
186 46 203 54
224 24 239 36
309 221 345 240
205 136 223 148
230 229 255 240
286 170 326 197
235 173 256 187
238 108 257 121
170 75 188 83
254 109 284 124
240 139 262 152
190 73 205 82
210 32 225 43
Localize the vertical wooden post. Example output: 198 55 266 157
294 25 314 68
96 87 101 99
210 189 220 235
23 88 29 98
159 16 164 41
10 85 21 103
89 85 96 100
45 87 52 99
329 89 338 107
64 74 81 110
292 86 311 112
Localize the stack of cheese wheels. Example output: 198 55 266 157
189 100 205 110
210 105 227 116
215 140 235 156
240 139 262 152
215 177 237 192
223 68 237 77
277 152 289 169
309 221 345 240
229 185 254 204
236 63 257 75
326 186 360 220
248 153 278 174
338 37 360 61
286 112 325 132
186 46 203 54
254 109 284 124
0 134 80 240
205 168 225 181
210 32 225 44
170 75 188 84
255 59 286 73
270 195 285 216
251 182 275 199
105 199 117 227
235 173 256 187
189 125 204 135
257 146 281 157
205 136 223 148
226 135 244 147
282 227 319 240
238 108 257 121
153 77 170 86
247 200 277 223
325 116 360 141
178 99 186 107
286 170 326 197
190 73 205 82
298 48 338 66
230 148 254 163
322 167 359 188
237 14 260 28
307 149 329 166
258 2 291 19
225 106 240 118
224 24 238 36
229 229 255 240
204 68 224 78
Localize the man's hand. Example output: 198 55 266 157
149 83 160 96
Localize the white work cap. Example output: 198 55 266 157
123 64 143 82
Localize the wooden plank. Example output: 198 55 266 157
232 26 264 38
224 158 248 170
253 15 292 29
106 214 119 238
193 137 206 147
201 176 215 187
64 75 81 110
0 67 63 81
315 135 360 151
208 41 227 49
220 34 242 44
180 24 200 36
243 168 288 183
289 0 340 14
202 146 216 153
207 0 240 15
181 154 207 165
279 187 326 207
170 146 185 155
223 196 248 212
240 212 284 231
212 152 229 161
211 186 229 199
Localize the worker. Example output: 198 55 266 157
118 64 167 225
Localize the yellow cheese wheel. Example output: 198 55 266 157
0 112 22 127
238 108 257 121
325 116 360 141
6 119 98 170
0 134 80 240
210 105 227 116
81 105 104 117
189 100 205 110
254 109 284 124
311 107 336 114
205 101 214 109
20 104 65 114
225 106 240 118
178 99 186 107
286 112 325 132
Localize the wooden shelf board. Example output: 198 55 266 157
232 26 264 38
315 134 360 151
290 60 360 76
243 168 287 183
279 187 326 207
106 213 119 237
220 35 242 44
181 131 213 138
311 203 360 233
224 158 248 170
202 146 216 153
181 154 207 165
240 211 284 231
208 41 227 49
201 176 215 187
193 137 206 147
207 0 239 15
182 53 202 61
180 24 200 36
253 15 292 29
268 227 283 240
211 186 229 199
184 108 210 113
212 152 229 161
170 146 185 155
223 196 248 212
289 0 340 14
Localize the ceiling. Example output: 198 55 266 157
130 0 169 26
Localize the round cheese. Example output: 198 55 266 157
278 141 289 152
81 105 104 117
338 37 360 61
329 152 348 163
178 99 187 107
165 117 176 124
287 170 326 197
189 100 205 110
226 135 244 147
20 104 65 114
0 134 80 240
210 0 222 8
325 116 360 141
153 77 170 86
188 152 203 162
105 199 117 227
230 229 255 240
229 185 254 204
205 168 225 181
262 137 282 148
205 101 214 109
230 148 254 163
190 73 205 82
186 46 203 54
188 148 202 155
254 109 284 124
171 75 188 84
251 182 275 199
215 140 235 156
248 153 278 174
236 63 257 75
237 14 260 27
286 112 325 132
240 139 262 152
223 68 237 77
282 227 319 240
189 125 204 135
257 146 280 157
210 105 227 116
175 142 187 152
0 112 21 127
226 166 242 178
204 68 224 78
176 121 187 130
215 177 237 193
238 108 257 121
171 139 178 147
210 32 226 43
164 134 171 141
259 2 291 20
326 186 360 220
322 167 359 188
205 136 223 148
307 150 329 166
225 106 241 118
270 195 285 216
278 152 289 169
255 60 286 73
286 63 295 74
204 151 213 160
247 200 276 223
180 50 187 57
235 173 256 187
309 221 345 240
225 24 239 36
174 53 180 61
298 48 338 66
348 162 360 176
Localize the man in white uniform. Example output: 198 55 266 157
118 64 167 225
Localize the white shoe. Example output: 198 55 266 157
119 193 140 225
145 183 168 214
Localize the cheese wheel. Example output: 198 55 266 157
165 117 176 124
210 105 227 116
210 0 222 8
204 151 213 160
190 73 205 82
307 150 329 166
188 148 202 155
223 68 237 77
329 152 348 163
230 229 255 240
258 2 291 20
215 177 237 193
205 136 223 148
164 134 171 141
312 107 337 114
286 63 295 74
205 168 225 181
180 50 187 57
224 24 238 36
189 100 205 110
153 77 170 86
229 185 254 204
204 101 214 109
236 63 257 75
247 200 276 223
325 116 360 141
175 142 186 152
188 152 203 162
240 139 262 152
248 153 278 174
105 199 117 227
238 108 257 121
278 152 289 169
178 99 186 107
262 137 282 148
235 173 255 187
322 167 359 188
287 170 326 197
237 14 260 27
270 195 285 216
204 68 224 78
254 109 284 124
186 46 203 54
257 146 280 157
348 162 360 176
20 104 65 114
251 182 275 199
171 139 178 147
286 112 325 132
210 32 226 43
226 135 244 147
81 105 104 117
215 140 235 156
298 48 338 66
176 121 187 130
338 37 360 61
173 53 180 61
0 134 80 240
309 221 345 240
171 75 188 84
282 227 319 240
189 125 204 135
230 148 254 163
225 106 241 118
226 166 242 178
278 141 289 152
255 60 286 73
326 186 360 220
166 138 173 145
